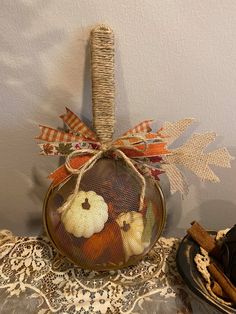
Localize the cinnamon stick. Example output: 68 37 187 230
211 281 230 300
187 221 220 258
208 262 236 304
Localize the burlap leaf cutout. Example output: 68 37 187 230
159 119 234 194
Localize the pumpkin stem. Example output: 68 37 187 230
82 198 90 210
121 221 130 232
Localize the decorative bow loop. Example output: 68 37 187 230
37 108 169 187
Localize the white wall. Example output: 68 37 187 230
0 0 236 236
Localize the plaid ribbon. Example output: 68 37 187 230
122 120 153 135
60 107 97 140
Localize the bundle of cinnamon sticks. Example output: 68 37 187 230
187 221 236 304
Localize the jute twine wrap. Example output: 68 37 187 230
91 25 115 144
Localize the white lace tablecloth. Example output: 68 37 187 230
0 230 192 314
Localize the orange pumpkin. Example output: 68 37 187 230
80 220 125 265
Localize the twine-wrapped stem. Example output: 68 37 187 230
91 25 115 144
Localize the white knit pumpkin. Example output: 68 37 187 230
116 211 145 261
60 191 108 238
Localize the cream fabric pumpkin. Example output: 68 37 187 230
116 211 145 261
60 191 108 238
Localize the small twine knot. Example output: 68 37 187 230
101 141 112 152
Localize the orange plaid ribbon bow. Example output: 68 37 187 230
36 108 169 187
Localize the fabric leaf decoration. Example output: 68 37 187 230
158 118 194 145
159 120 234 194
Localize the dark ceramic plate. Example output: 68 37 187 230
176 232 236 314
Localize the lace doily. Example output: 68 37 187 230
0 230 191 314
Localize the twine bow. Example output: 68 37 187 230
65 142 147 211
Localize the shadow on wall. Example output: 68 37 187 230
193 199 235 230
113 40 132 137
159 174 184 238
